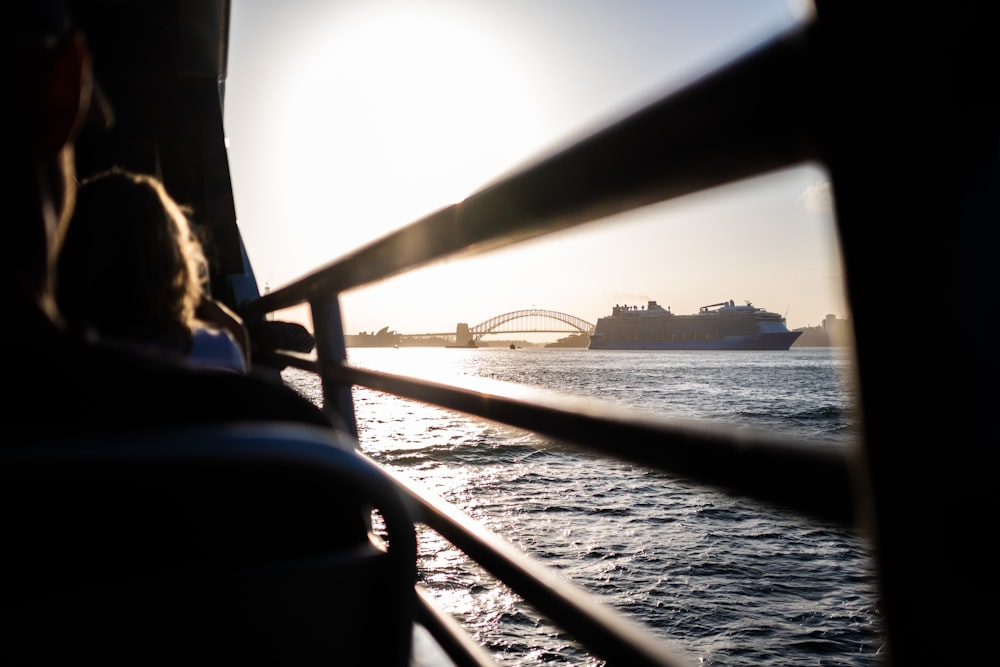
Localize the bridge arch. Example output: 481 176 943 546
468 309 594 342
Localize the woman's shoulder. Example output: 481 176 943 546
188 326 247 373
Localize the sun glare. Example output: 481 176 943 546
227 1 844 338
271 6 548 261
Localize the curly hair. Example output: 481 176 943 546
56 167 208 354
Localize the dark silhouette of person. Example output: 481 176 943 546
4 2 334 436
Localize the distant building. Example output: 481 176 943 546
822 314 852 345
345 326 401 348
793 314 852 347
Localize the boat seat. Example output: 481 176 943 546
0 422 417 666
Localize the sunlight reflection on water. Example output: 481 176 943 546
282 348 876 667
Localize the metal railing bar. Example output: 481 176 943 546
310 296 359 437
369 457 693 667
268 350 856 524
414 586 499 667
265 347 699 664
333 364 856 526
244 23 818 320
261 350 318 373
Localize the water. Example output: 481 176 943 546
284 347 882 666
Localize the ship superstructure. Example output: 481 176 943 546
588 300 801 350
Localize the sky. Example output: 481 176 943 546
222 0 844 339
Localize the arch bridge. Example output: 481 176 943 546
462 309 594 344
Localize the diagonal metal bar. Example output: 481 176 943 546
376 461 694 667
326 362 858 527
244 23 818 320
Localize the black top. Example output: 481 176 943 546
6 315 332 436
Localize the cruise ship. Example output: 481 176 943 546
588 300 801 350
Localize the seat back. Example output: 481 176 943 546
0 423 416 666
